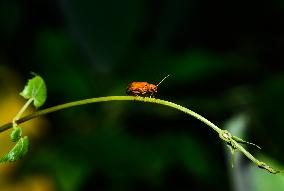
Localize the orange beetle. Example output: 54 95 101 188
126 75 169 97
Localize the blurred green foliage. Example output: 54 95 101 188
1 0 284 190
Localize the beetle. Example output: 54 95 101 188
126 75 169 97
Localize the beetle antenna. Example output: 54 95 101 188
156 75 170 87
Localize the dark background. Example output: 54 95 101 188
1 0 284 190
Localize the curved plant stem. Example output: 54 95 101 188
0 96 222 133
0 96 280 174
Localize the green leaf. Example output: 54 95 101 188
10 126 22 142
0 136 29 163
20 73 47 108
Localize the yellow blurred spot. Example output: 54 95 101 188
1 175 55 191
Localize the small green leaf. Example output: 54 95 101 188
0 136 29 163
20 73 47 108
10 126 22 142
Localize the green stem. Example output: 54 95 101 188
0 96 279 174
12 98 34 128
0 96 222 134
